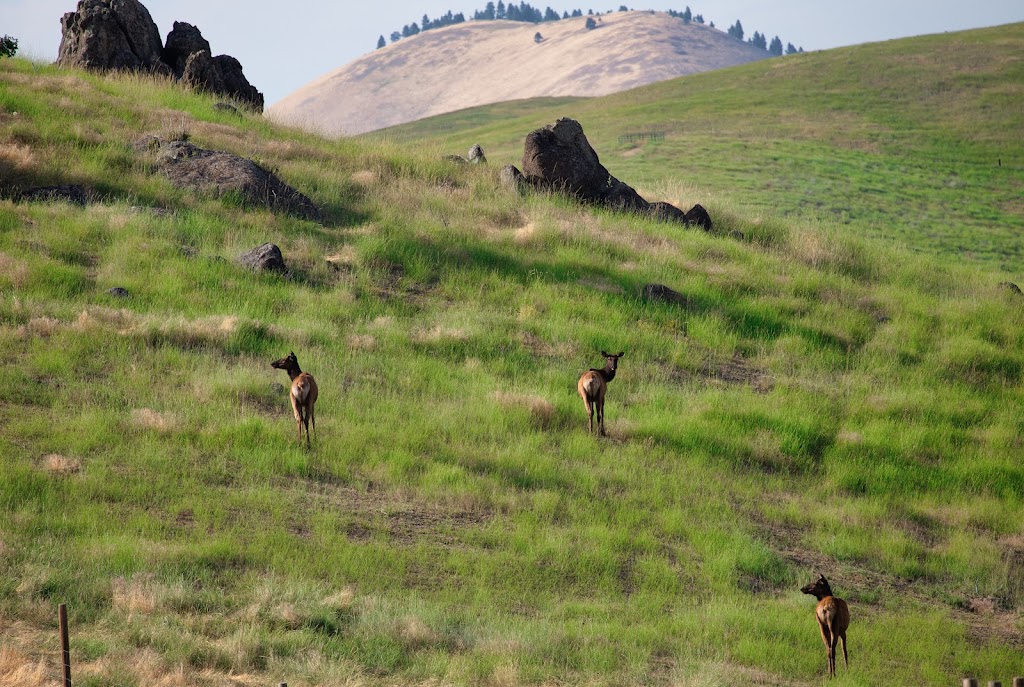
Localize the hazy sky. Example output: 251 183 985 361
4 0 1022 106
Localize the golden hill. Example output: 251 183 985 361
268 11 770 135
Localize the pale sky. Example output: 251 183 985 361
3 0 1022 106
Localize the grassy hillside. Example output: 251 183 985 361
378 23 1024 274
1 55 1023 687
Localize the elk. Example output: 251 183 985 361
801 574 850 678
271 351 318 447
577 351 624 436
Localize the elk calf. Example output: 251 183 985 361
271 351 318 447
577 351 624 436
801 574 850 678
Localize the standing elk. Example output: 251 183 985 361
271 351 318 447
577 351 624 436
801 574 850 678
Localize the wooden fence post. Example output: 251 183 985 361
1013 678 1024 687
963 680 978 687
58 603 71 687
988 682 1002 687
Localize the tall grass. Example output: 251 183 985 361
0 55 1021 686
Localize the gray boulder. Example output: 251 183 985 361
468 144 487 164
57 0 168 73
150 140 320 221
238 243 286 274
499 164 526 192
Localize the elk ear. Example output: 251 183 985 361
290 351 295 357
616 351 624 357
601 350 610 357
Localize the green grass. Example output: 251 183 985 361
377 22 1024 274
1 45 1023 687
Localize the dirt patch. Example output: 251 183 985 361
278 478 491 548
667 354 774 394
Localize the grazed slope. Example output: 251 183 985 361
1 55 1023 687
268 12 769 135
379 22 1024 273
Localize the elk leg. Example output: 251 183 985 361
818 622 832 677
597 400 606 436
583 398 594 433
840 633 848 669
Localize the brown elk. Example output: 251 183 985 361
801 574 850 678
577 351 624 436
271 351 318 447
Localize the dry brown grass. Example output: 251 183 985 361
0 646 52 687
112 574 158 615
39 454 81 475
131 408 178 433
493 391 556 429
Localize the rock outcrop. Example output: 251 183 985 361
57 0 167 73
510 118 712 229
56 1 263 111
147 139 321 221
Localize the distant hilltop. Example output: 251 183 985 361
269 11 774 136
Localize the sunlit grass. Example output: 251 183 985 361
0 53 1022 686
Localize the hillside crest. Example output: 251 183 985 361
268 11 768 135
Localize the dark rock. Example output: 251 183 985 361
443 154 467 164
648 201 688 223
19 184 88 205
642 283 692 308
238 243 286 274
181 49 226 96
106 286 130 298
683 203 713 231
213 102 239 115
57 0 167 73
211 55 263 111
999 281 1022 295
522 118 610 203
170 25 263 112
517 118 714 228
499 164 526 192
468 144 487 164
605 179 649 213
161 21 210 77
152 141 320 221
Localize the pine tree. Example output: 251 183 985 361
682 6 691 22
0 35 18 58
497 0 506 18
544 7 559 20
728 19 743 40
769 35 783 56
376 35 386 48
484 1 495 19
422 14 431 30
585 16 597 29
390 31 401 42
786 42 798 55
534 31 543 42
